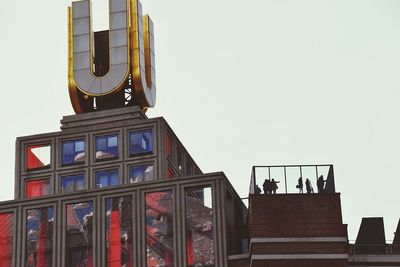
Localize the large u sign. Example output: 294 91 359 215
68 0 156 113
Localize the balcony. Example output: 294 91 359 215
249 164 336 195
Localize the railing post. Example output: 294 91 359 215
284 166 287 194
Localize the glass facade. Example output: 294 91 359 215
105 196 133 267
129 129 153 156
26 179 51 198
61 174 85 193
0 212 13 266
95 169 120 188
185 186 215 266
130 165 154 183
66 202 94 267
166 135 173 161
61 139 85 166
27 145 51 170
145 190 174 267
96 134 119 160
25 207 54 267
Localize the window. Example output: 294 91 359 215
95 134 118 161
66 202 93 267
186 160 193 176
95 169 119 188
0 212 14 265
177 148 183 171
185 186 215 267
129 129 153 156
26 179 51 198
130 165 154 183
105 196 133 266
27 145 51 170
25 207 54 267
145 190 174 267
61 139 85 166
61 174 85 193
167 168 174 179
166 135 173 161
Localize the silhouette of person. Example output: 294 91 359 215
305 178 313 194
255 184 262 195
297 177 303 193
263 179 270 194
270 178 280 194
317 175 325 193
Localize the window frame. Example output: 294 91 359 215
22 204 57 267
93 167 121 189
141 187 177 267
60 138 86 167
128 128 154 157
94 132 121 163
62 198 97 267
181 182 218 267
100 192 136 267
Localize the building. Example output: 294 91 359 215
0 0 399 266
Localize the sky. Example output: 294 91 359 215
1 0 400 241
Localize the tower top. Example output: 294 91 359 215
68 0 156 113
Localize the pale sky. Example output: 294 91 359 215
1 0 400 241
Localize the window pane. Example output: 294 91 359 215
185 187 215 266
129 129 153 156
66 202 94 267
27 145 51 170
26 207 54 267
96 134 119 160
61 174 85 193
26 179 51 198
186 161 192 176
177 149 183 171
166 135 173 161
62 139 85 166
130 165 154 183
0 212 14 266
95 169 120 188
145 191 174 267
105 196 133 267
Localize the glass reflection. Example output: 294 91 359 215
185 187 215 267
26 207 54 267
105 196 133 267
66 202 94 267
0 212 13 266
145 191 174 267
26 179 51 198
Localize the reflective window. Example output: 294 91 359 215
61 174 85 193
186 160 193 176
66 202 94 267
177 148 183 171
96 134 118 161
146 191 174 267
105 196 133 267
185 186 215 266
95 169 119 188
129 129 153 156
166 135 173 161
26 207 54 267
130 165 154 183
0 212 14 265
27 145 51 170
62 139 85 166
26 179 51 198
167 168 174 179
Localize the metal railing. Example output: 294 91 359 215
249 164 336 195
